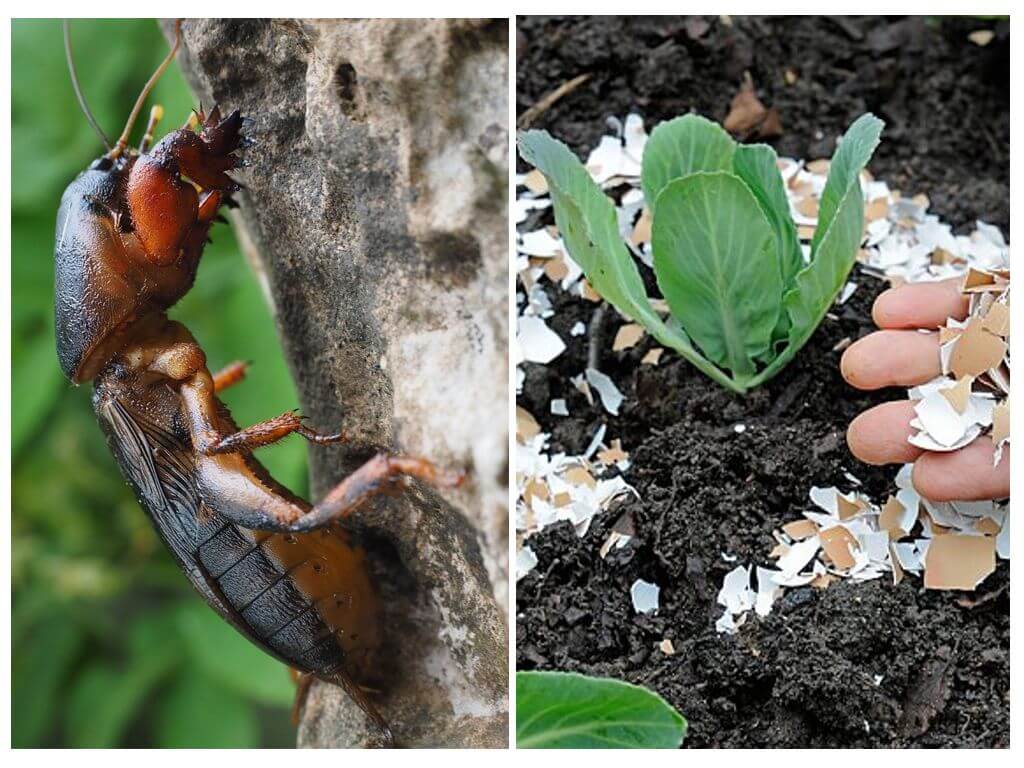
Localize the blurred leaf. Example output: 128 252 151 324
12 334 66 456
154 669 259 747
65 651 171 747
12 614 82 747
128 608 187 670
176 601 294 706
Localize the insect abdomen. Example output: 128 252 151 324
197 521 344 673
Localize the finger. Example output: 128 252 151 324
846 400 925 465
913 439 1010 502
840 330 940 390
872 278 969 330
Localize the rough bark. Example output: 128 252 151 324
164 18 509 748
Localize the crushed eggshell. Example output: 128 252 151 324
820 526 859 571
516 546 538 582
515 111 1009 634
631 579 660 614
613 323 645 351
516 407 541 442
923 534 996 591
518 315 566 364
585 367 624 415
641 348 664 365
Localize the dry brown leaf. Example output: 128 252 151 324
723 73 767 135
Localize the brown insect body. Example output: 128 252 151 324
92 349 381 681
54 24 458 746
55 109 238 383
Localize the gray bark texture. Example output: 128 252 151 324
163 18 509 748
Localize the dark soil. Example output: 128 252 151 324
516 16 1009 748
516 15 1009 236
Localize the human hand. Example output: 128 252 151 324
840 278 1010 502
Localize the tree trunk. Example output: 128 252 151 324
164 18 509 748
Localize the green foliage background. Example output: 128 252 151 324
12 19 307 747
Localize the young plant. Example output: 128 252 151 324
516 671 686 748
519 113 883 394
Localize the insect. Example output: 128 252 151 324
55 20 462 746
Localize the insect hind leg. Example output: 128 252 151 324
195 448 463 533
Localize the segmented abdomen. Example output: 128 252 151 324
93 373 378 677
196 521 345 673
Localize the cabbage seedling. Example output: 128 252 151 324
518 113 883 394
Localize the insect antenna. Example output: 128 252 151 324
63 20 112 151
107 19 182 160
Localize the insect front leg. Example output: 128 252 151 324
147 339 462 533
199 410 346 454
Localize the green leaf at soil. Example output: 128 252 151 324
516 671 687 749
810 113 885 257
518 129 744 392
641 114 736 209
518 129 665 332
652 171 780 379
751 114 884 387
732 142 803 291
